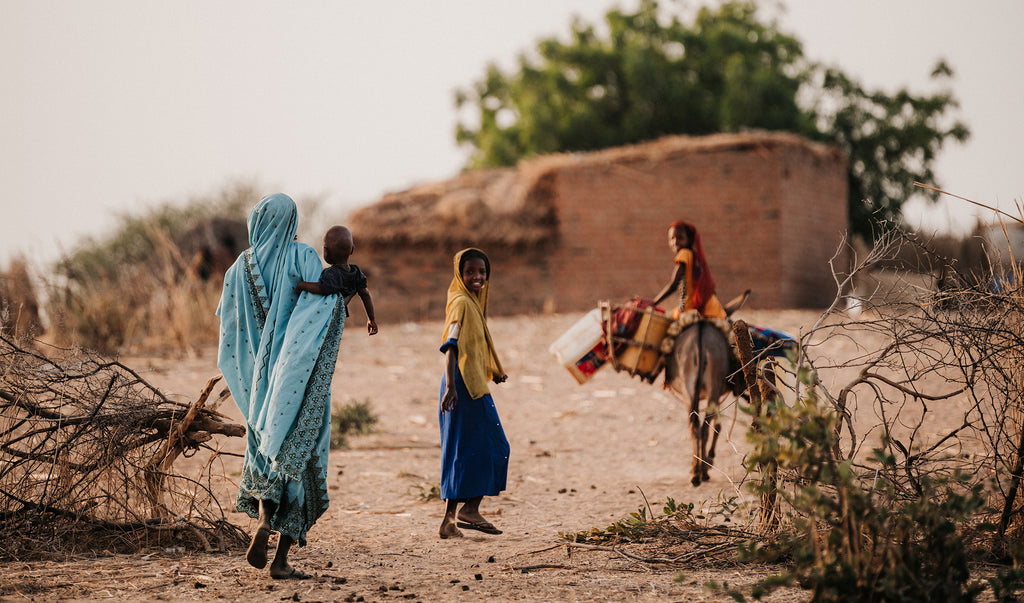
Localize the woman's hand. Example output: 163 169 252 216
493 374 508 384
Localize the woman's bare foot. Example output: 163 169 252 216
246 527 271 569
249 499 275 568
267 533 309 579
270 563 311 580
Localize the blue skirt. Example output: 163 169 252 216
438 367 509 501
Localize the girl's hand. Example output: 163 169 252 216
494 374 508 384
441 386 458 412
367 320 378 336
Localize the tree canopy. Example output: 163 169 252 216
454 0 969 239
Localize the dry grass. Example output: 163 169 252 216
45 224 224 355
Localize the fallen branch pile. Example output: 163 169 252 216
0 335 247 560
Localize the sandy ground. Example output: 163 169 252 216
1 309 897 602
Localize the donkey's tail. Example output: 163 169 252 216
691 322 707 401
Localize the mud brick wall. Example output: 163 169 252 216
346 132 848 325
548 134 848 310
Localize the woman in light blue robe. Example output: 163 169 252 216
216 193 345 579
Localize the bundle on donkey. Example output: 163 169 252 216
0 335 247 560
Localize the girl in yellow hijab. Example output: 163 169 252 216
438 248 510 539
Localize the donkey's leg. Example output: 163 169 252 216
689 403 703 487
697 414 711 482
703 412 721 482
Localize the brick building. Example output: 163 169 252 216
347 131 848 324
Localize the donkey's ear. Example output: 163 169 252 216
723 289 751 317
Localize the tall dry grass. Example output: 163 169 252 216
42 182 269 355
45 229 224 355
0 255 43 340
39 182 334 355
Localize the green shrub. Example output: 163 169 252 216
560 493 739 545
330 398 378 449
743 388 988 602
408 482 442 502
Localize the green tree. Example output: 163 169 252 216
454 0 969 239
807 63 970 240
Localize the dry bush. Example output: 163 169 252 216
697 225 1024 600
800 228 1024 535
123 225 225 353
0 335 246 560
705 225 1024 600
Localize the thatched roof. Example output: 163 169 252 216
350 166 559 249
566 130 843 164
350 131 843 249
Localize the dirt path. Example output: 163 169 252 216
2 310 831 602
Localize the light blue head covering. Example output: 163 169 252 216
246 193 298 302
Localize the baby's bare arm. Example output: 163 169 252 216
295 281 324 295
358 288 378 335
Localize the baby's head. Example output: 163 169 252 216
323 225 354 265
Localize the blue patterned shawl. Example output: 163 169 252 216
216 193 345 544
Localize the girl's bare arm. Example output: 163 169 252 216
653 263 685 305
441 345 459 412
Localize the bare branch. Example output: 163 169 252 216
0 336 247 559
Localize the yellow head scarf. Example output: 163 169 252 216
443 248 505 399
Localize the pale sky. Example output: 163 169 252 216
2 1 1022 267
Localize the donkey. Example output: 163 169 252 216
664 320 734 486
